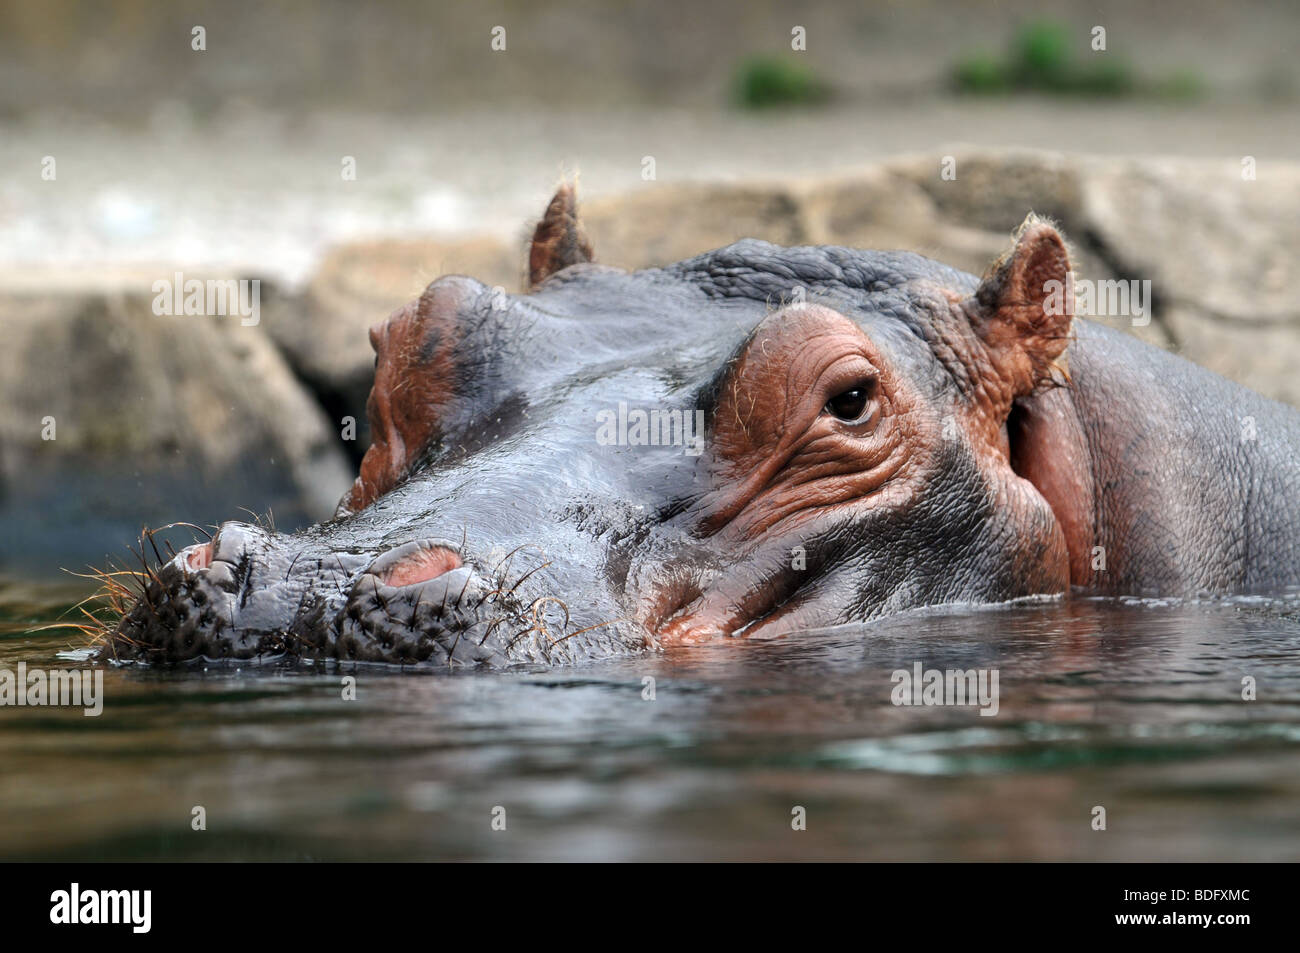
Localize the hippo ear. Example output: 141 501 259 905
528 182 594 289
972 215 1074 397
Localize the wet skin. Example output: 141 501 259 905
104 190 1300 666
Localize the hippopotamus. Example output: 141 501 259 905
102 185 1300 667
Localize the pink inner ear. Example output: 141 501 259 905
379 546 462 586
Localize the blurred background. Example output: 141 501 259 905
2 0 1299 574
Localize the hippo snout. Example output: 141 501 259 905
103 522 629 668
105 521 371 664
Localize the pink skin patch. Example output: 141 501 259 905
378 546 463 587
183 542 213 572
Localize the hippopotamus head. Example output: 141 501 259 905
106 186 1077 666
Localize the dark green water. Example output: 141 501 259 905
3 576 1299 861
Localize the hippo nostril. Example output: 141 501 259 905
181 542 213 572
369 541 463 588
383 548 462 586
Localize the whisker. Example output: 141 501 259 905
506 560 552 596
142 527 166 566
503 624 541 653
150 520 213 542
408 587 425 627
491 542 541 579
453 567 474 609
477 615 510 647
527 596 570 640
548 617 630 645
284 550 304 583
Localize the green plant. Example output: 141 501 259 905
1012 20 1073 90
733 55 829 109
952 53 1009 94
951 19 1162 99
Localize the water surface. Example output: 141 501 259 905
2 577 1298 861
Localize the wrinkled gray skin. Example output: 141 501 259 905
104 240 1300 667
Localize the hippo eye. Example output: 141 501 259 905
824 382 876 424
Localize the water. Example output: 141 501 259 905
3 577 1299 861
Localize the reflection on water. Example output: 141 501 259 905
2 577 1299 861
